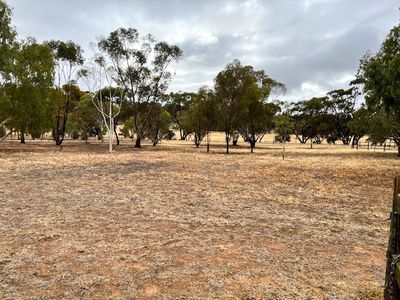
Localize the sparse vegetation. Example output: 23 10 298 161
1 1 400 299
0 137 396 299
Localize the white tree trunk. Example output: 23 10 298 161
109 99 113 152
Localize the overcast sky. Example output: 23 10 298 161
6 0 399 100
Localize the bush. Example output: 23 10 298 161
165 130 175 140
274 134 290 143
80 131 88 141
71 131 79 140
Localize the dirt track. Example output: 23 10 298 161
0 138 398 299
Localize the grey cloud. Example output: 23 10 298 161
6 0 399 100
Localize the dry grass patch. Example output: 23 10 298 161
0 138 399 299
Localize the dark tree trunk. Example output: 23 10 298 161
114 124 119 146
52 99 69 146
232 132 239 146
20 130 25 144
180 128 186 140
225 134 229 154
250 139 256 153
134 136 141 148
194 132 201 148
397 143 400 157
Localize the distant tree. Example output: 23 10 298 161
274 113 293 159
181 87 217 148
47 40 84 145
164 92 192 140
355 23 400 156
365 108 396 147
326 88 359 145
146 104 173 146
215 60 248 153
80 56 124 152
231 130 240 146
67 93 103 142
348 106 370 148
275 113 293 142
98 27 182 148
122 116 135 139
291 97 327 147
237 82 280 152
215 59 284 153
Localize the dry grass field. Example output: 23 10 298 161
0 135 399 299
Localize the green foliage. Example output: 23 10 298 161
67 93 103 141
291 97 328 144
123 117 134 138
238 86 280 151
164 92 193 140
98 27 182 147
326 88 359 145
1 39 54 142
180 87 217 148
348 106 370 146
47 40 84 65
215 59 285 152
47 39 84 145
356 23 400 153
146 104 173 146
0 1 17 80
274 113 293 143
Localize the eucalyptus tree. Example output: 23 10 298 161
214 60 254 153
98 27 182 148
1 39 54 143
237 77 283 152
46 40 84 145
146 104 173 146
164 92 193 140
0 1 17 133
291 97 328 147
326 88 359 145
0 1 16 80
355 23 400 156
366 109 395 146
274 113 294 159
348 106 370 148
67 93 103 142
215 60 284 153
80 56 123 152
181 87 217 149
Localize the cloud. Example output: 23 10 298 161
6 0 399 100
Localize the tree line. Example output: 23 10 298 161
1 1 400 155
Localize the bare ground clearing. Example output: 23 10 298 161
0 138 399 299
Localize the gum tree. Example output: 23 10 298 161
80 56 123 152
47 40 84 145
98 27 182 148
2 39 54 143
0 1 17 135
215 60 284 153
355 23 400 156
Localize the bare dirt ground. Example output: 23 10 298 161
0 136 399 299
